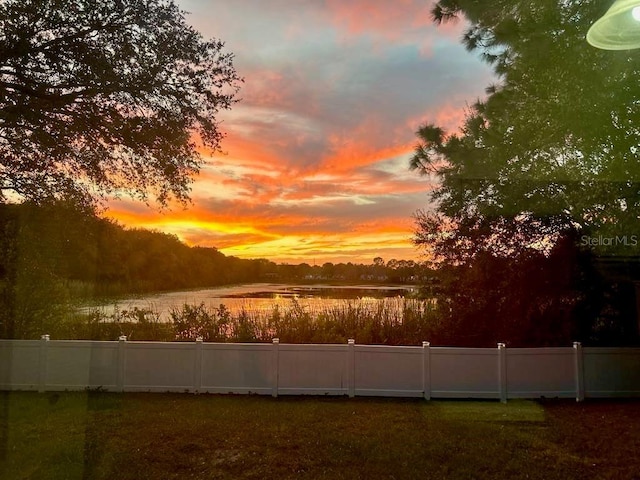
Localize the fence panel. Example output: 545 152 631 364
506 348 575 399
354 345 423 397
584 348 640 397
0 340 40 391
123 342 196 392
277 344 347 395
200 343 273 394
430 348 500 399
45 341 118 391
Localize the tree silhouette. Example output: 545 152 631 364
412 0 640 262
0 0 241 206
411 0 640 344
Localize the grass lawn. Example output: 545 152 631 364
0 392 639 479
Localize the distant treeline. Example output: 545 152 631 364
0 202 428 296
0 202 265 297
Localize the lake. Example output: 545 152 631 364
83 283 420 321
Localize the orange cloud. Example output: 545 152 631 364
407 101 473 135
106 180 427 264
102 0 494 264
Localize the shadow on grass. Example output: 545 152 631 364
1 393 638 479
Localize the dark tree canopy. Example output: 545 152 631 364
408 0 640 346
0 0 241 206
412 0 640 262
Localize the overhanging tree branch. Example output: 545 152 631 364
0 0 242 207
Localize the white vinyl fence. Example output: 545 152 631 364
1 337 639 401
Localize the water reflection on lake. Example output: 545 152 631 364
83 283 420 321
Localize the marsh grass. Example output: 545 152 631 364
58 297 442 344
1 392 639 479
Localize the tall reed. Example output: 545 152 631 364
61 297 442 344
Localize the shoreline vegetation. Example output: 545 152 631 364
57 297 442 346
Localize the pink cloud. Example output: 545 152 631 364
325 0 433 36
322 0 466 55
104 0 494 263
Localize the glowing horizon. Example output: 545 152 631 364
106 1 494 264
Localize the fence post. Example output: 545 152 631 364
422 341 431 401
498 343 507 403
347 339 355 398
272 338 279 398
38 334 50 393
117 335 127 393
194 337 203 393
573 342 585 402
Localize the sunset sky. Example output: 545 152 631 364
107 0 495 264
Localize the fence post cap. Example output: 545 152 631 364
348 339 355 345
41 334 50 341
422 341 430 347
272 338 280 344
573 341 582 348
497 343 506 349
